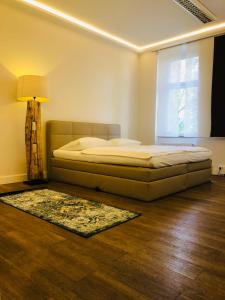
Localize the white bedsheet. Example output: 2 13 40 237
53 145 212 168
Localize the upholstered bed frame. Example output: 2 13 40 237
46 121 212 202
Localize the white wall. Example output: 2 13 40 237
138 51 157 144
0 2 138 184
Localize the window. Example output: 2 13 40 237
156 38 214 138
167 56 199 137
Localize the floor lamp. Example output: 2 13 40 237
17 75 48 185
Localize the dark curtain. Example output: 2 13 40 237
211 34 225 137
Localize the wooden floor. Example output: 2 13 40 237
1 177 225 300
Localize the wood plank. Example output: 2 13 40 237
0 177 225 299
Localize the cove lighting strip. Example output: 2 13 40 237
21 0 225 52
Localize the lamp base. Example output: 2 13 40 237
24 179 48 186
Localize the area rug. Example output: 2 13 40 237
0 189 139 237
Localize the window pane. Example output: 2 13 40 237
184 87 198 136
167 86 198 137
170 57 199 84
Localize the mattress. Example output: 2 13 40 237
53 145 212 168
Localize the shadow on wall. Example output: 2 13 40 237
0 64 17 105
0 63 27 178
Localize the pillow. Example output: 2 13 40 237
59 137 109 151
109 138 141 146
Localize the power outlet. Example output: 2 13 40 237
218 165 225 175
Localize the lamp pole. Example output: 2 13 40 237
25 97 44 182
17 75 48 185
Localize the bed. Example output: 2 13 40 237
46 121 212 202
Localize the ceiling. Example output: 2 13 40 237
39 0 225 46
20 0 225 51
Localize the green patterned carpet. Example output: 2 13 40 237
0 189 139 237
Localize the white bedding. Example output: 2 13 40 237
53 145 212 168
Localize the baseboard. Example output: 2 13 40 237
0 174 27 185
0 170 48 185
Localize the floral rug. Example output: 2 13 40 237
0 189 139 237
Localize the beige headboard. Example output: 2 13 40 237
46 120 121 170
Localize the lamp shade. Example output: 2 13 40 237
17 75 48 102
